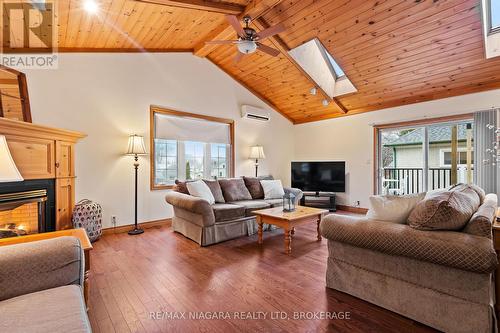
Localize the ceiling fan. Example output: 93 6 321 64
206 15 285 62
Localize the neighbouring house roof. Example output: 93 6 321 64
384 124 473 147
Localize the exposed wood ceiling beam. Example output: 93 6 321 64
194 0 284 57
4 48 194 54
206 57 295 123
253 18 348 114
135 0 244 15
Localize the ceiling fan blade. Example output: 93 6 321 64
256 24 285 40
257 43 280 57
226 15 246 38
205 40 239 45
234 53 245 63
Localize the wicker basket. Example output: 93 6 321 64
72 199 102 242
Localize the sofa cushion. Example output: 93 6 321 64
186 180 215 205
0 285 91 333
203 179 225 203
463 193 497 239
243 176 273 199
212 203 245 222
265 198 283 207
467 183 486 204
174 179 192 194
408 185 480 231
260 179 285 199
229 200 270 216
366 193 425 224
243 176 264 199
219 178 252 202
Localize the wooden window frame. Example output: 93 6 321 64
372 113 473 195
149 106 235 191
487 0 500 35
0 65 32 122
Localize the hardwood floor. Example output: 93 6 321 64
87 218 438 333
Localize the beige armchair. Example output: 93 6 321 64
0 236 91 333
320 206 498 333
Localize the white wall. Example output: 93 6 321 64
294 89 500 208
24 53 294 228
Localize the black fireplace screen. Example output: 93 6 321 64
0 179 55 237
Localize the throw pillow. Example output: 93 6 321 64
186 180 215 205
203 179 225 203
218 178 253 202
243 176 265 199
462 193 497 239
450 183 486 204
173 180 191 194
408 186 480 231
260 180 285 199
366 192 426 224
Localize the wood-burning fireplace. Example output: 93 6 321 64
0 179 55 238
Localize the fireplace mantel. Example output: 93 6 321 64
0 117 86 230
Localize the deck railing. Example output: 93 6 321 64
382 167 472 194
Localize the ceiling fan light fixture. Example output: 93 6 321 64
237 40 257 54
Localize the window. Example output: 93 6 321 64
375 116 474 195
490 0 500 31
323 45 345 79
211 143 227 178
154 139 177 184
482 0 500 58
440 149 474 167
150 107 234 190
288 38 356 98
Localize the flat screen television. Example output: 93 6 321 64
291 161 345 193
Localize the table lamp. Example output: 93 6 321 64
249 145 265 177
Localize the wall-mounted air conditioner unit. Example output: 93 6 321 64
241 105 270 122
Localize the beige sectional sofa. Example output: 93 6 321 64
0 236 91 333
165 177 302 246
320 189 498 333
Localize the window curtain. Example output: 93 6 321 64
155 113 231 144
474 109 500 195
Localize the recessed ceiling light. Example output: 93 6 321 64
322 99 329 106
310 87 317 95
83 0 99 14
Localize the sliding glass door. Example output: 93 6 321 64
376 119 474 195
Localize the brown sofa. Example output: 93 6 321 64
165 177 303 246
320 193 498 333
0 236 91 333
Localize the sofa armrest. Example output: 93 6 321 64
165 191 215 227
0 236 84 301
284 187 303 205
320 214 498 273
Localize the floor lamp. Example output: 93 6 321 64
126 134 147 235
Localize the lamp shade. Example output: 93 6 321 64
126 134 147 155
249 145 265 159
0 135 23 182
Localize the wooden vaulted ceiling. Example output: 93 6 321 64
7 0 500 123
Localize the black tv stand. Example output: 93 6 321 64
300 192 336 212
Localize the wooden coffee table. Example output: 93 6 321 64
253 206 329 254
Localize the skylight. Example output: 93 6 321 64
490 0 500 31
288 38 356 98
482 0 500 58
318 42 346 78
326 52 345 78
